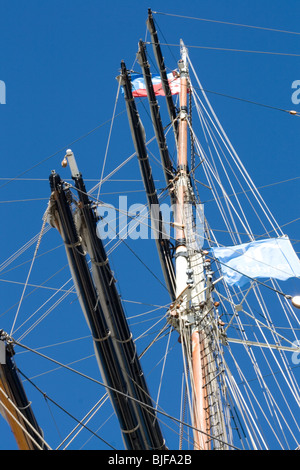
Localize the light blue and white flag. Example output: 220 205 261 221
211 236 300 288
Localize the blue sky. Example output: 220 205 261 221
0 0 299 257
0 0 299 450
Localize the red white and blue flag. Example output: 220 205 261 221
130 71 180 97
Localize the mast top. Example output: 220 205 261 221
179 39 188 71
61 148 80 179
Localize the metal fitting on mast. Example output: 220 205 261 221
178 40 189 123
179 39 188 73
62 149 81 179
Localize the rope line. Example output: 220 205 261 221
146 41 300 57
11 338 241 450
9 205 50 335
153 11 300 36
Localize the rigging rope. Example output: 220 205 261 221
9 204 50 336
153 11 300 36
0 385 52 450
17 369 116 450
146 41 300 58
0 111 125 192
188 55 283 237
11 337 241 450
96 78 121 200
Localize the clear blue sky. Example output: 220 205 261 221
0 0 299 450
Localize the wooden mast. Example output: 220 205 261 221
146 12 229 447
175 41 211 450
0 334 47 450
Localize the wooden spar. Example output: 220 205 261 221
0 376 36 450
0 374 36 450
0 337 46 450
174 51 189 299
175 42 210 450
192 331 211 450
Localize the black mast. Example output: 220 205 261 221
147 8 179 142
70 161 166 450
137 39 175 195
119 61 176 301
49 160 166 450
49 171 147 450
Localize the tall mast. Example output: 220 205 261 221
147 8 179 143
174 41 189 300
137 40 175 196
170 41 228 450
174 41 210 450
120 62 176 301
49 158 166 450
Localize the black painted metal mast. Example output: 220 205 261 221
49 156 166 450
119 61 176 302
147 8 179 143
137 40 175 196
